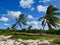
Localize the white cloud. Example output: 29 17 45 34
27 21 41 29
39 0 50 3
7 11 21 19
39 21 42 24
0 17 9 22
27 21 39 26
43 0 50 2
30 21 38 25
27 15 39 20
27 22 30 25
31 7 35 11
39 0 56 3
19 0 34 8
32 25 40 29
27 15 34 20
37 5 48 12
39 1 42 2
4 23 10 26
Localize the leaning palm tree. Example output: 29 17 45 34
39 5 60 30
28 26 32 33
11 14 27 30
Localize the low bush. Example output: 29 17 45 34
53 38 60 44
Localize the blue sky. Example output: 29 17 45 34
0 0 60 29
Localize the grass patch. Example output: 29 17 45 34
53 38 60 44
10 33 60 40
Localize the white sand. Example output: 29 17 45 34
0 35 58 45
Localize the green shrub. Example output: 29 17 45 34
53 39 60 44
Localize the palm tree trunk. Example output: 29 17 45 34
47 22 52 30
14 22 19 35
39 26 44 35
27 28 30 33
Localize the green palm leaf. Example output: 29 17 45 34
11 14 27 30
39 5 60 30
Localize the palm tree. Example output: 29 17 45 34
39 5 60 30
7 27 10 30
28 26 32 33
11 14 27 30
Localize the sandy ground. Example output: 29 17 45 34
0 35 59 45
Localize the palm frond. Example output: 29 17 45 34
46 5 54 14
18 22 22 28
39 17 44 21
46 21 52 30
53 12 60 15
42 20 46 30
39 5 60 30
